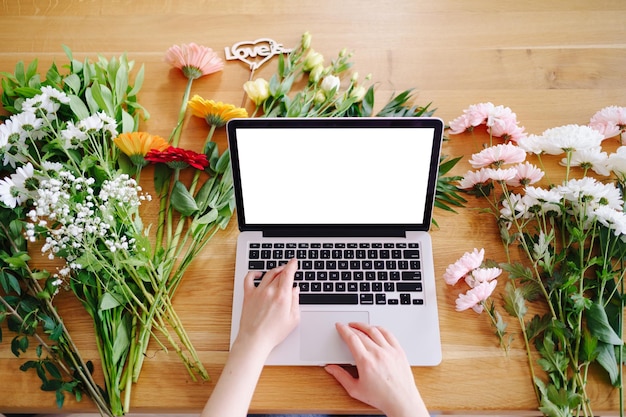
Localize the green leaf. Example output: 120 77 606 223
44 361 62 380
153 163 172 194
502 281 527 319
171 180 199 216
68 94 90 120
99 292 122 311
587 302 623 346
64 73 81 94
194 209 218 225
112 319 130 364
596 342 619 385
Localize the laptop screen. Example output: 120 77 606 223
227 117 443 234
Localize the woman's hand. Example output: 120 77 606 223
236 257 300 355
324 322 429 417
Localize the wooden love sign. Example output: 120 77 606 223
224 38 292 71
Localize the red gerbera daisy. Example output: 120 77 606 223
145 146 209 170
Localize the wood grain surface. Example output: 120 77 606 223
0 0 625 414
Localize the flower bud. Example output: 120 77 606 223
303 50 324 72
301 32 312 50
320 75 340 94
309 64 324 83
314 90 326 104
243 78 270 106
349 85 366 102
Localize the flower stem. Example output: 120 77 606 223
170 77 194 147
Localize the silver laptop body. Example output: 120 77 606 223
227 117 443 366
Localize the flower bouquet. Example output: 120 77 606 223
445 102 625 417
0 43 242 415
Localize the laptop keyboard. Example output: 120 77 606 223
247 242 424 306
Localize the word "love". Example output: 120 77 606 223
225 38 292 71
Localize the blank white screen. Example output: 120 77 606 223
236 127 435 225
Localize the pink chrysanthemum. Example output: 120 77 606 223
448 102 526 141
455 280 498 313
458 168 492 190
469 143 527 169
165 43 224 80
589 106 626 140
443 248 485 285
465 267 502 288
506 162 545 187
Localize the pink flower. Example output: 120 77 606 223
443 248 485 285
465 267 502 288
490 116 527 143
448 102 525 141
458 168 491 189
506 162 545 187
165 43 224 80
455 280 498 313
589 106 626 140
469 143 527 168
485 167 517 182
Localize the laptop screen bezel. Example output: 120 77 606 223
226 117 444 237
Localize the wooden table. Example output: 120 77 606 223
1 0 625 414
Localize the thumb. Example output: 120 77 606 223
324 364 358 394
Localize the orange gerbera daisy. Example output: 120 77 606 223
113 132 169 166
188 95 248 128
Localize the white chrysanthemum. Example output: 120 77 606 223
522 186 563 214
40 85 70 104
561 147 610 176
593 206 626 238
557 177 624 211
607 146 626 180
532 124 604 155
517 134 545 154
500 192 528 221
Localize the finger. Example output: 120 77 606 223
375 324 403 349
243 270 263 292
348 322 389 347
257 262 287 288
324 364 358 393
278 258 298 291
335 322 366 356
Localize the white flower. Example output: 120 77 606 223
500 192 528 221
0 177 19 208
606 146 626 180
531 124 604 155
523 186 563 214
485 167 517 182
320 75 340 93
561 147 610 176
593 206 626 238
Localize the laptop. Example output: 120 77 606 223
227 117 443 366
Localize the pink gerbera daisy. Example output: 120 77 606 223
165 43 224 80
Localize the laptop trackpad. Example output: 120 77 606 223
300 311 369 364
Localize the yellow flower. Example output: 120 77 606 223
243 78 270 106
114 132 169 167
188 95 248 127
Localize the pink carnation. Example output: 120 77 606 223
443 248 485 285
469 143 527 169
455 280 498 313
